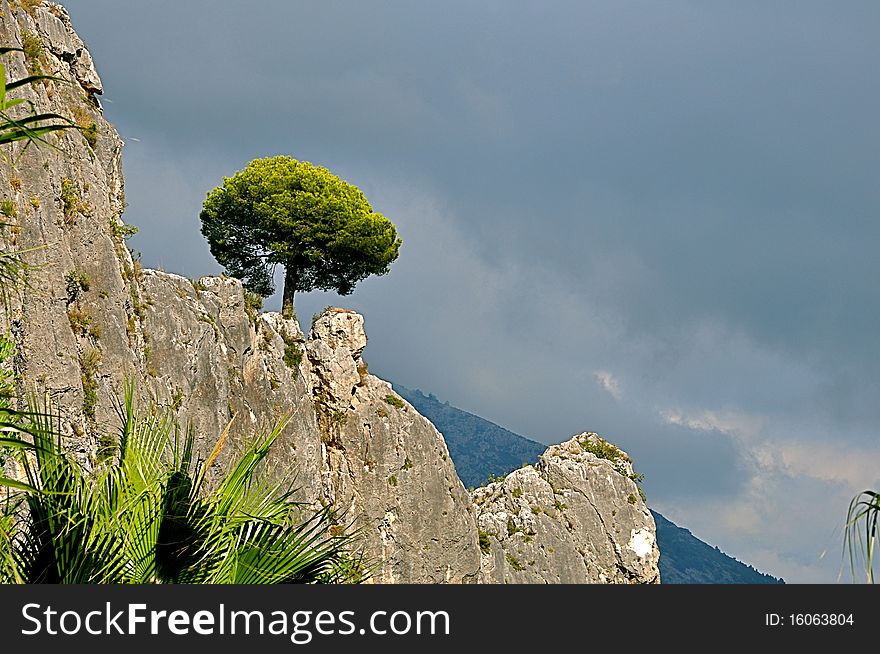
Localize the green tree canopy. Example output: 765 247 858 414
200 156 401 314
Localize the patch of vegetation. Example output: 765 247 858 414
60 178 78 222
170 387 184 412
64 269 90 302
79 347 101 421
21 0 45 16
243 290 263 322
81 122 98 148
70 104 99 149
507 517 520 536
29 196 40 210
401 457 413 471
478 531 491 554
383 394 404 409
387 474 398 487
578 433 647 499
330 410 347 427
283 343 302 369
20 31 43 74
191 278 207 292
278 328 303 370
268 377 280 390
9 177 21 191
627 494 638 505
511 487 523 499
82 122 98 148
110 219 138 240
80 121 98 150
375 406 388 419
486 472 506 484
553 498 567 512
66 307 93 336
505 553 525 572
0 199 16 218
578 435 629 464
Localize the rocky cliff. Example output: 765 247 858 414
1 1 658 584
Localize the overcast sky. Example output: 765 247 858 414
60 0 879 582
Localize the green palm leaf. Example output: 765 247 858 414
0 56 82 157
0 385 366 584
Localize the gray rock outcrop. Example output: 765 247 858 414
473 434 660 583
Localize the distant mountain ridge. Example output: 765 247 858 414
392 385 546 489
650 511 783 584
394 384 783 584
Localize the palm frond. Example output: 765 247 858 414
0 387 366 584
845 489 880 583
0 58 80 159
5 74 68 93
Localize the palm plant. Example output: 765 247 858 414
1 46 78 155
0 388 366 584
845 490 879 584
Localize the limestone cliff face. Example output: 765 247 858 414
1 1 130 464
1 1 658 585
474 434 660 584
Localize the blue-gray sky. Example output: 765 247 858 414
61 0 879 582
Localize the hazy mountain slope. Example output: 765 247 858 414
395 383 783 584
394 385 546 488
651 511 783 584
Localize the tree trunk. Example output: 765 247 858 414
282 262 297 319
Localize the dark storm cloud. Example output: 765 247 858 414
60 0 880 581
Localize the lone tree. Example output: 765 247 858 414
200 156 401 315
